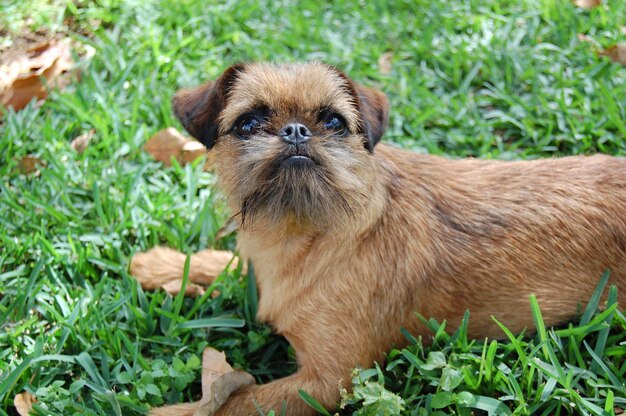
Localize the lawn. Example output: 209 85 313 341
1 0 625 415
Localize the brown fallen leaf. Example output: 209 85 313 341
0 40 73 113
573 0 601 9
19 155 46 175
144 127 208 167
150 348 255 416
201 348 235 386
181 140 207 164
144 127 186 165
161 279 206 297
378 51 393 75
194 371 255 415
598 43 626 67
71 129 95 154
129 246 242 290
14 391 37 416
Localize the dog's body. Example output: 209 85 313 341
147 63 626 415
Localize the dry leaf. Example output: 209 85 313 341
144 127 187 166
19 155 46 175
573 0 601 9
194 372 255 416
378 51 393 75
598 43 626 67
181 140 207 164
14 391 37 416
71 129 95 154
150 348 255 416
130 246 241 290
144 128 208 167
0 40 73 112
201 349 235 386
161 279 206 297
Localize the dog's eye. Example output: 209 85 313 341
323 114 348 136
235 116 263 138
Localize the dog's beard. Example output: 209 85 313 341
224 136 371 230
241 163 355 228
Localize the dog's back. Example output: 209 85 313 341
377 145 626 337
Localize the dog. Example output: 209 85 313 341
140 62 626 415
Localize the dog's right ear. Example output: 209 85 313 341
172 63 246 149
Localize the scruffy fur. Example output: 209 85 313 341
143 62 626 415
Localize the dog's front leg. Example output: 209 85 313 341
215 369 341 416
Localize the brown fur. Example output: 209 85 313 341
148 62 626 415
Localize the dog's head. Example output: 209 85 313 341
172 62 389 229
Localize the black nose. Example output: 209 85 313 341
279 123 311 145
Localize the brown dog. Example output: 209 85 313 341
142 62 626 415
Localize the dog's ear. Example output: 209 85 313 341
172 63 246 149
328 66 389 152
355 85 389 152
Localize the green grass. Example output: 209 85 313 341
330 273 626 416
1 0 625 415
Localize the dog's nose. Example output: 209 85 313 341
279 123 311 145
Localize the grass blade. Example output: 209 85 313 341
298 390 332 416
581 271 610 326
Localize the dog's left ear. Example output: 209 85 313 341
172 63 245 149
327 66 389 152
355 85 389 152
